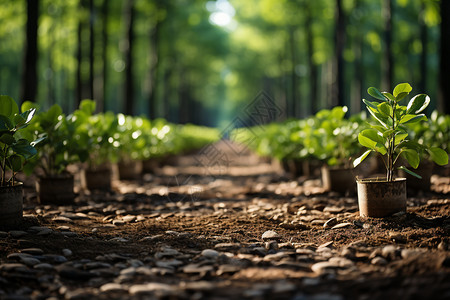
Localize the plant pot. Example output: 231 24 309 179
356 177 406 218
398 161 433 192
118 160 143 180
82 167 112 191
36 175 75 205
321 165 355 194
0 183 23 227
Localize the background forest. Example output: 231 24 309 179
1 0 449 128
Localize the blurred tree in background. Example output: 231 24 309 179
0 0 446 127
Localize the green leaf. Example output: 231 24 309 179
0 133 15 145
401 148 420 169
13 114 26 127
399 114 427 124
394 132 408 145
367 107 389 128
8 154 23 173
11 139 37 159
363 99 379 109
398 166 422 179
382 92 396 102
358 129 387 155
353 149 372 167
21 101 39 113
0 115 14 131
368 87 386 101
22 108 36 124
393 83 412 99
0 95 19 118
395 92 409 102
377 102 393 117
406 94 430 114
428 147 448 166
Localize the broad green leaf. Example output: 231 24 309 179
358 129 387 155
0 95 19 118
395 92 409 102
21 101 39 113
382 92 396 102
393 83 412 98
8 154 23 173
367 107 389 128
13 114 26 127
23 108 36 124
401 148 420 169
406 94 430 114
399 114 427 124
398 166 422 179
0 115 13 131
428 147 448 166
363 99 379 109
394 132 408 145
0 133 15 145
353 149 372 167
11 139 37 159
371 125 386 133
368 87 386 101
377 102 393 117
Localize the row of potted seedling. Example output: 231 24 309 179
234 83 449 217
0 96 220 227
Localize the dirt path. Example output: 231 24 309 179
1 141 450 299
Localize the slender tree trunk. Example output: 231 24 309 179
21 0 39 102
99 0 109 112
352 0 363 113
89 0 95 100
419 1 428 94
439 0 450 114
305 4 318 114
124 0 136 115
149 20 161 119
288 27 297 117
334 0 346 107
383 0 393 92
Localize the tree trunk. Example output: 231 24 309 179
21 0 39 103
334 0 346 108
439 0 450 114
89 0 95 101
124 0 136 115
419 1 427 94
148 19 161 119
352 0 363 113
288 27 297 117
305 4 318 114
99 0 109 112
383 0 393 92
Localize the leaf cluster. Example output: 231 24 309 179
353 83 448 181
0 95 43 186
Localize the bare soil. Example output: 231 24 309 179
1 142 450 299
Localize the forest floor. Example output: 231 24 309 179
1 141 450 300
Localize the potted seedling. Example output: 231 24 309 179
312 107 365 194
353 83 448 217
71 100 118 191
116 114 145 180
0 96 42 226
23 103 81 204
